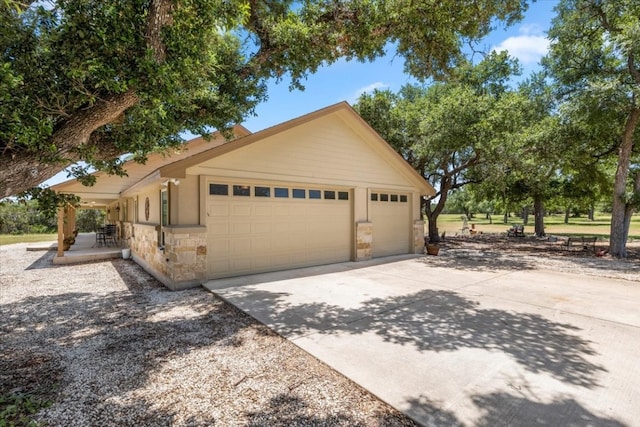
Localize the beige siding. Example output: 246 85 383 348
177 175 200 225
137 188 160 224
188 115 415 190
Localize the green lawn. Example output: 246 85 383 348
434 213 640 240
2 213 639 245
0 233 58 246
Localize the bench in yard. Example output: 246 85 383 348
507 224 525 237
562 236 597 252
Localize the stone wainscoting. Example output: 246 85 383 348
129 224 206 290
413 220 425 254
355 221 373 261
162 225 207 289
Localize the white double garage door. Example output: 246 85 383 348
206 180 411 279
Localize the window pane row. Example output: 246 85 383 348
371 193 408 203
210 183 349 200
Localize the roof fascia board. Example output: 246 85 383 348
121 170 161 197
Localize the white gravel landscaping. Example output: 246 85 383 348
1 243 417 426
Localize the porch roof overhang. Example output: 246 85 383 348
50 126 251 205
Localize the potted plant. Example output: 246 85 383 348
62 229 78 251
426 242 440 256
425 236 440 256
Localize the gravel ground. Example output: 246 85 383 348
1 236 638 427
0 243 417 427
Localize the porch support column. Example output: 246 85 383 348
57 207 64 257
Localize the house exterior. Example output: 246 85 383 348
52 102 435 289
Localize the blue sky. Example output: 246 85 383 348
242 0 557 132
42 0 557 188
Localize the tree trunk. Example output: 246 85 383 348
609 107 639 258
426 211 439 243
0 90 140 197
588 206 594 221
522 205 529 225
564 206 570 224
0 0 173 198
533 195 545 237
425 176 452 243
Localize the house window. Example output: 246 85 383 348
324 190 335 200
275 187 289 198
371 193 378 201
233 185 250 196
380 194 389 202
309 190 321 199
391 194 398 202
209 184 228 195
400 195 408 203
255 186 270 197
292 189 306 199
338 191 349 200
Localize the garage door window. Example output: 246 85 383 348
275 187 289 198
209 184 228 195
233 185 250 196
210 182 350 201
255 186 270 197
371 192 408 203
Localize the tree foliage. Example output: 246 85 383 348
356 52 527 242
0 0 528 198
543 0 640 257
0 198 56 234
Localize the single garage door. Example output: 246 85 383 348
206 181 352 279
370 191 411 257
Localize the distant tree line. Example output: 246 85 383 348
0 200 104 234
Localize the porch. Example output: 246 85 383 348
51 232 123 265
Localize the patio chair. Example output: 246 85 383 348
104 224 118 247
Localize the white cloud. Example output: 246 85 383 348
518 23 544 36
492 25 550 64
350 82 390 103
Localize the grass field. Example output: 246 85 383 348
435 213 640 240
1 213 639 245
0 233 57 246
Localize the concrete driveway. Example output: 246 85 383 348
204 255 640 426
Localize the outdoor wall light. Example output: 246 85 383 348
161 178 180 187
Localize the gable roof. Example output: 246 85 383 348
160 102 435 196
52 102 435 204
51 125 251 206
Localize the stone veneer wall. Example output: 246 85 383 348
121 222 133 243
129 224 207 290
131 223 168 280
162 226 207 288
413 220 425 254
355 221 373 261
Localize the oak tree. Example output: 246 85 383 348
1 0 528 198
544 0 640 257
